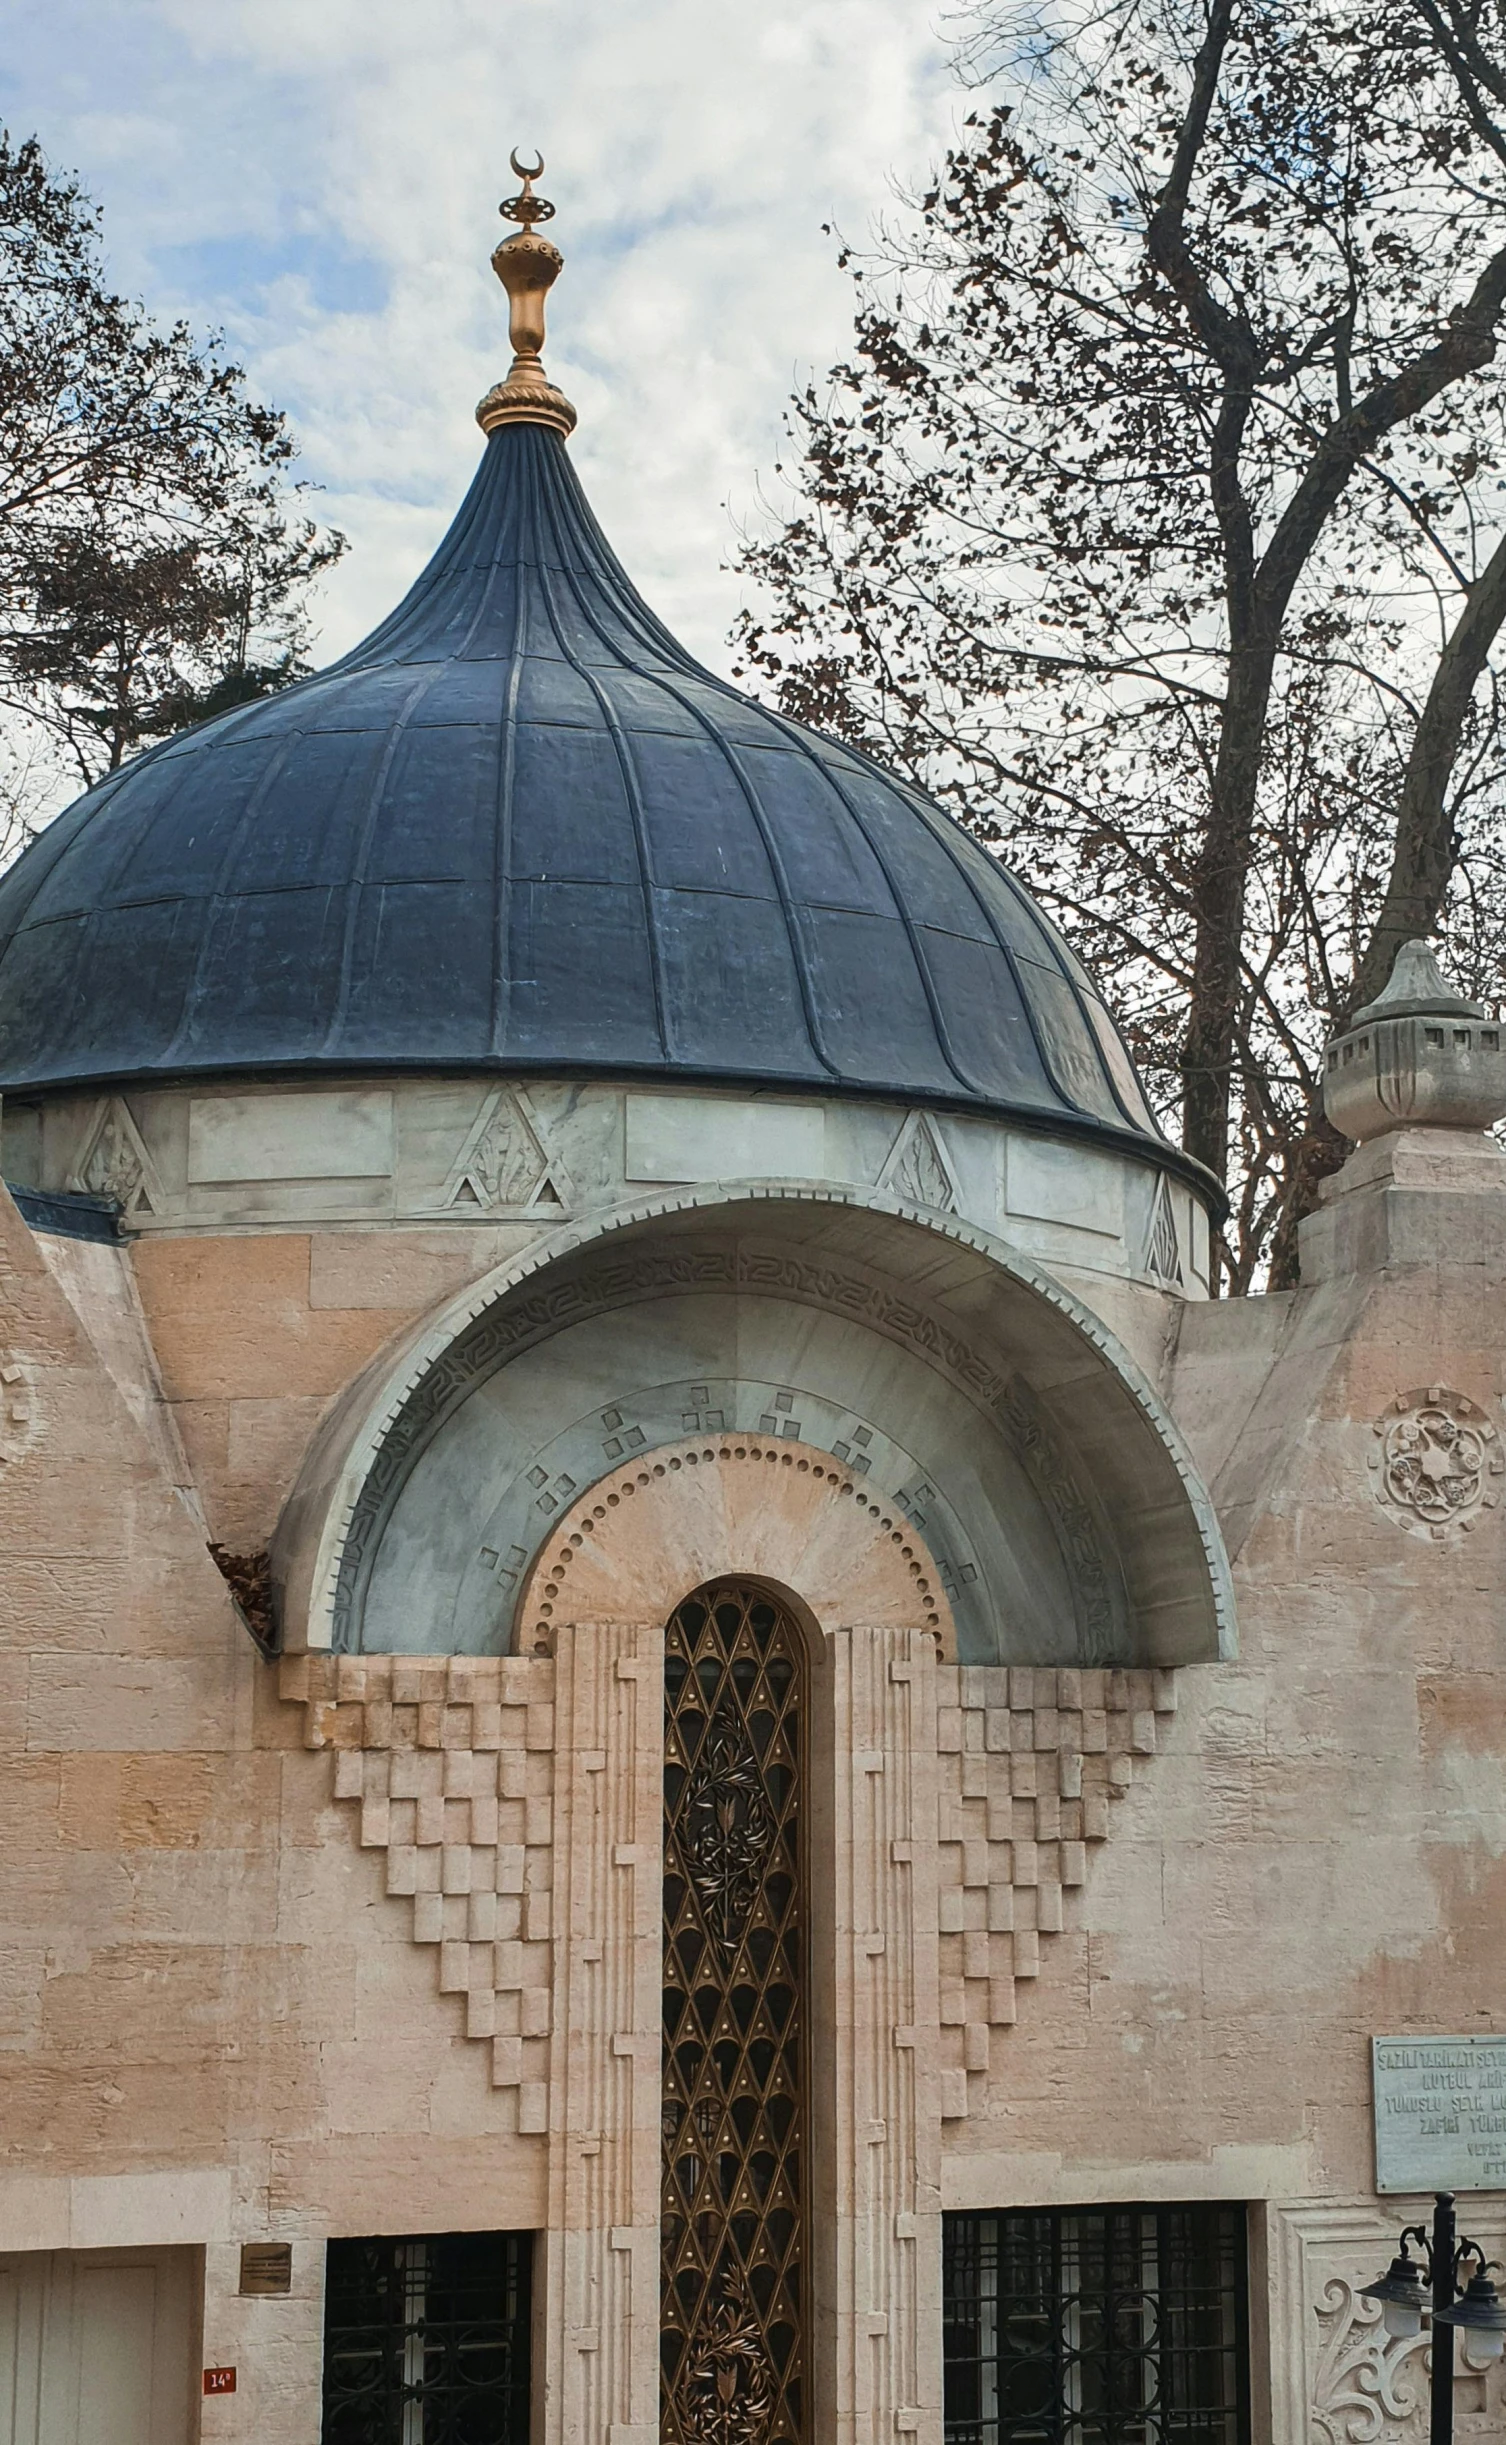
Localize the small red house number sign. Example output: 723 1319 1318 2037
203 2367 237 2395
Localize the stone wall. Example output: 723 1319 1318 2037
0 1127 1502 2440
0 1188 546 2442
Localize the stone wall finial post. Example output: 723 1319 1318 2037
1323 941 1506 1142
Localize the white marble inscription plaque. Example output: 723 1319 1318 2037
624 1092 825 1185
187 1090 394 1183
1373 2034 1506 2192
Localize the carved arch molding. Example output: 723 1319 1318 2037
274 1207 1232 1671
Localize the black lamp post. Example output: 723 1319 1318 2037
1361 2193 1506 2444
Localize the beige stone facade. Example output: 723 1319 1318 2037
0 1080 1503 2440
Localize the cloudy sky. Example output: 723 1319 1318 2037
5 0 967 675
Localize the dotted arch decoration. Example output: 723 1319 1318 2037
515 1436 953 1654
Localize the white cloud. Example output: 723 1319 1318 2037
7 0 964 670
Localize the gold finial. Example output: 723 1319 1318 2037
476 148 578 440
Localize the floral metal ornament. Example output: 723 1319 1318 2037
1370 1387 1503 1540
677 2283 777 2445
683 1708 777 1954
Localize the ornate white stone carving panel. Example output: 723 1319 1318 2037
880 1112 960 1214
1269 2200 1506 2444
439 1085 573 1215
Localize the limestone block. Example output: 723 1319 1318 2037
131 1233 397 1407
28 1658 238 1755
308 1227 533 1311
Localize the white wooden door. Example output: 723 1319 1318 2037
0 2250 195 2445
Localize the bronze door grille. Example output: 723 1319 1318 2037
661 1582 806 2445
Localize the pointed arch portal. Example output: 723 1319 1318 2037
660 1581 808 2445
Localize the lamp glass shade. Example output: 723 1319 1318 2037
1435 2270 1506 2357
1380 2294 1424 2341
1361 2251 1425 2341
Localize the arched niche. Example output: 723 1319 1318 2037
513 1438 956 1654
272 1187 1235 1668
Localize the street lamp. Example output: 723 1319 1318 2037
1362 2193 1506 2444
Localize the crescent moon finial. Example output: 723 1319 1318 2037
499 147 556 228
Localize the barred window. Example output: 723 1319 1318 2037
321 2230 531 2445
942 2204 1248 2445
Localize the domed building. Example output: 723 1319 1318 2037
0 164 1501 2445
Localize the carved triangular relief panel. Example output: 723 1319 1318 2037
879 1110 960 1212
1143 1173 1184 1287
67 1096 163 1218
933 1662 1177 2120
439 1087 572 1215
282 1652 556 2131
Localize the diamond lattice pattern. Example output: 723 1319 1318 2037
661 1584 806 2445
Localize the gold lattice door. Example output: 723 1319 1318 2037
661 1582 806 2445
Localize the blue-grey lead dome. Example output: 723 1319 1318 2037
0 420 1196 1182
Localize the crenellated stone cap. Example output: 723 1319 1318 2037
1324 940 1506 1141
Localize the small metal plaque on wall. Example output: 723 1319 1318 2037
1373 2034 1506 2191
238 2241 293 2296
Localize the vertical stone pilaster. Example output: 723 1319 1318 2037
830 1624 943 2445
539 1620 662 2445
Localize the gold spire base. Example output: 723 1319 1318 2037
476 373 578 439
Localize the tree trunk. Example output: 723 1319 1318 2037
1180 627 1278 1179
1267 525 1506 1286
1350 526 1506 1014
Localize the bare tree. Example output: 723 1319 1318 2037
0 132 342 799
735 0 1506 1284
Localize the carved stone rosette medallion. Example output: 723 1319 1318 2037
1370 1386 1502 1539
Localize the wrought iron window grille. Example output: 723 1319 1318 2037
321 2230 531 2445
661 1581 807 2445
942 2204 1249 2445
